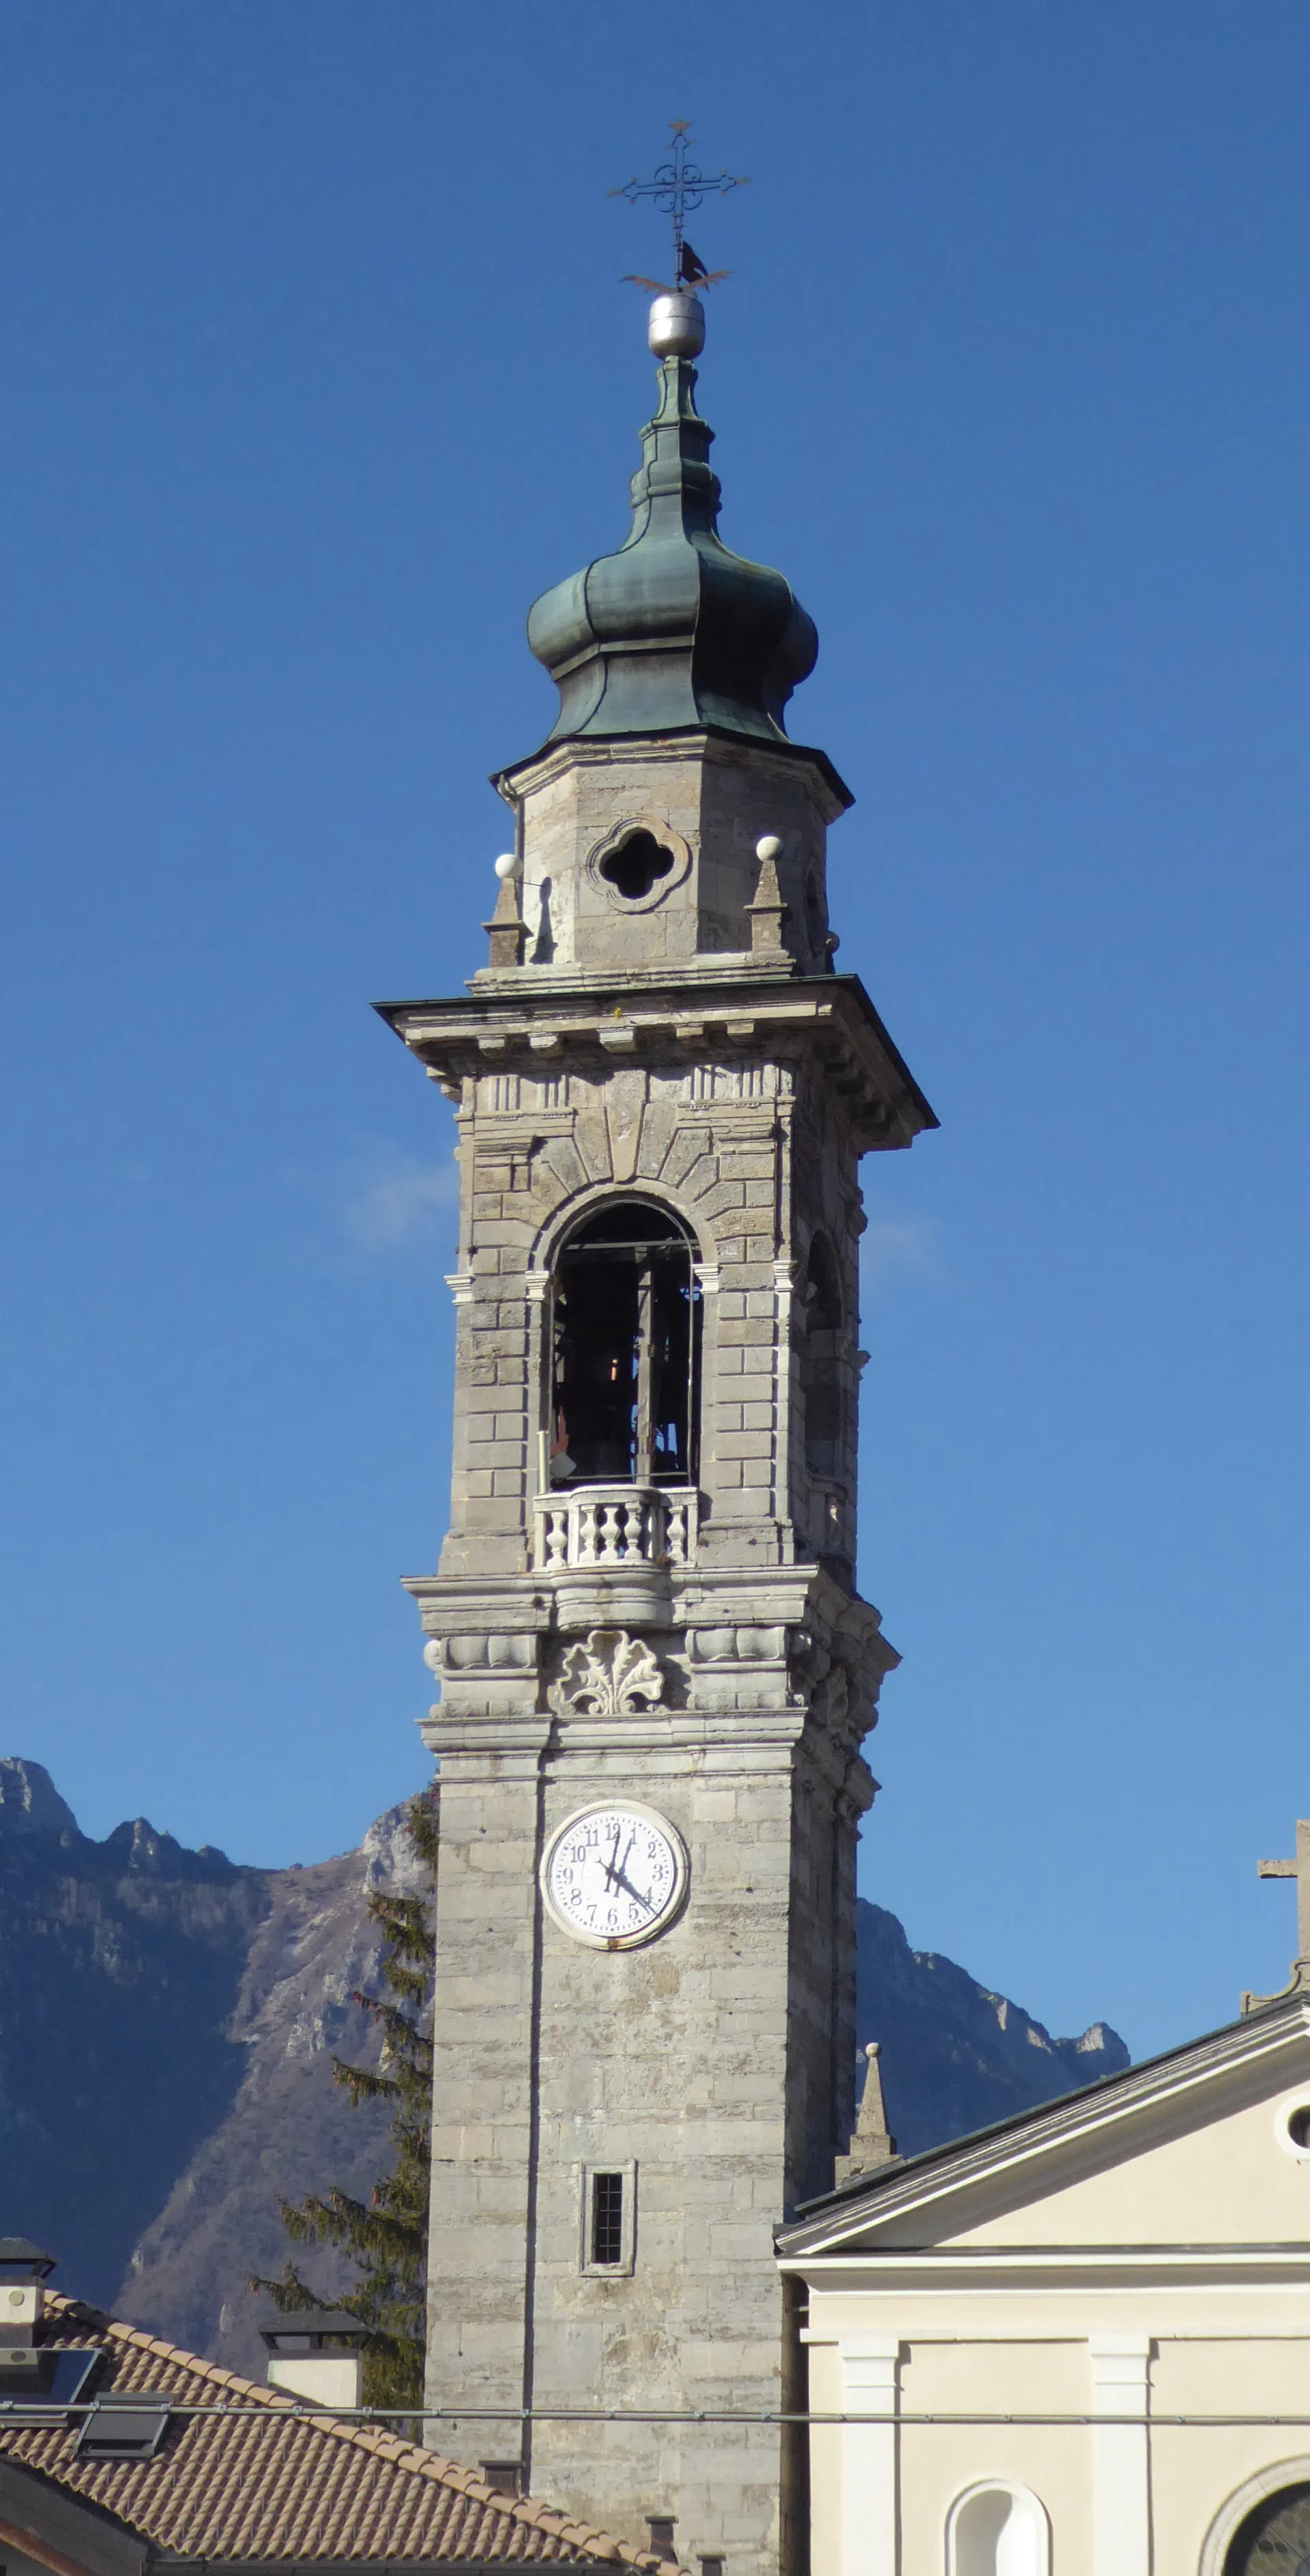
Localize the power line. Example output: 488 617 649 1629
12 2403 1310 2429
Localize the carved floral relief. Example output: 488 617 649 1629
548 1627 666 1718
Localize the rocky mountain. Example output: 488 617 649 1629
0 1756 413 2374
859 1899 1129 2158
0 1756 1127 2377
117 1803 430 2371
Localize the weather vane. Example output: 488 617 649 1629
609 120 748 293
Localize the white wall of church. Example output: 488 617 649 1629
803 2302 1310 2575
805 2327 1092 2576
939 2079 1310 2249
787 2027 1310 2570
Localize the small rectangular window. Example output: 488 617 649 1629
591 2171 624 2267
479 2460 524 2496
579 2160 637 2274
75 2395 173 2459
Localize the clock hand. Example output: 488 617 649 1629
602 1827 650 1910
607 1862 656 1915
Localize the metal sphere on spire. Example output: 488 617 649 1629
647 289 705 359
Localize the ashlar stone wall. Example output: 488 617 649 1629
497 732 845 980
381 750 934 2576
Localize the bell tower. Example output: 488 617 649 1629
379 286 935 2576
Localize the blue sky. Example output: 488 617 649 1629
3 1 1309 2059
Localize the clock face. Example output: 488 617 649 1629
542 1803 688 1950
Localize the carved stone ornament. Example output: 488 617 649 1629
585 817 693 915
549 1627 665 1718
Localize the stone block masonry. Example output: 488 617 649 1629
383 929 930 2574
379 563 935 2574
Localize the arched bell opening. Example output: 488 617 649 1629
548 1199 701 1490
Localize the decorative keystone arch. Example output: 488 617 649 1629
529 1176 711 1278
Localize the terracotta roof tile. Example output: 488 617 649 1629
0 2299 686 2573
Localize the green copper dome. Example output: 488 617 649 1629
525 332 818 749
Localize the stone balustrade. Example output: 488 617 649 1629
532 1483 698 1575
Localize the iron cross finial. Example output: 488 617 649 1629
609 121 748 293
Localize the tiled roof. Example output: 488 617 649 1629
0 2298 682 2571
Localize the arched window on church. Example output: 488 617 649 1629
549 1200 701 1488
1223 2479 1310 2571
802 1230 843 1481
946 2482 1050 2576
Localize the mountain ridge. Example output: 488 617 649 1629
0 1756 1128 2377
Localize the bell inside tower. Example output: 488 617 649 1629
549 1200 701 1488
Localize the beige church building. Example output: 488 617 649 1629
781 1982 1310 2575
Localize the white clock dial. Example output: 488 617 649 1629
542 1803 688 1950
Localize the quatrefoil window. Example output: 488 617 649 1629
599 830 675 902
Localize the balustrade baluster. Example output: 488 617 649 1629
536 1486 695 1571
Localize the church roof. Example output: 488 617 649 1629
777 1987 1310 2261
0 2294 684 2571
521 298 821 759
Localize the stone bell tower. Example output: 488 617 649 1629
379 287 935 2576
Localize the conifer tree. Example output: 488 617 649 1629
251 1789 437 2414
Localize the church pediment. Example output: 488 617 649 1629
778 1992 1310 2264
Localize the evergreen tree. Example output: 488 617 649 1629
251 1790 437 2415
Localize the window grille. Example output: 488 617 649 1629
591 2172 624 2268
580 2161 636 2274
1224 2478 1310 2571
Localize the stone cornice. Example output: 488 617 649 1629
403 1560 894 1655
491 723 854 821
794 2244 1310 2293
376 974 937 1155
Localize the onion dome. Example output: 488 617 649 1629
525 292 818 749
